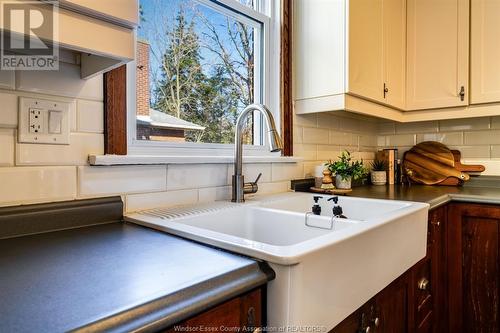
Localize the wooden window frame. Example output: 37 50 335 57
104 0 293 156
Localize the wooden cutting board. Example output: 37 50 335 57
437 150 486 186
403 142 484 186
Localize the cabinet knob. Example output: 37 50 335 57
383 83 389 98
418 277 430 291
459 86 465 101
431 220 441 227
247 307 256 327
372 317 380 327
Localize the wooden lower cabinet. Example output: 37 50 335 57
333 202 500 333
163 288 263 333
447 203 500 333
332 205 447 333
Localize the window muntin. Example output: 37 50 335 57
134 0 270 147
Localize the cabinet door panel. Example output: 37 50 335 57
375 276 409 333
462 217 499 333
470 0 500 104
447 203 500 333
348 0 384 103
406 0 469 110
384 0 406 109
294 0 346 100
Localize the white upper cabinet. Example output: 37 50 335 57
294 0 406 114
348 0 385 103
406 0 469 110
58 0 138 28
349 0 406 109
0 0 137 79
470 0 500 104
383 0 406 109
294 0 346 102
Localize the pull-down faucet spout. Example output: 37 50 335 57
232 104 283 202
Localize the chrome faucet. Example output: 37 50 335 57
232 104 283 202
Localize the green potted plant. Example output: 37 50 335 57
370 160 388 185
325 151 367 189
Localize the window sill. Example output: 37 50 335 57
88 155 303 166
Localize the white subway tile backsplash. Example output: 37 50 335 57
294 114 317 127
416 132 463 145
448 146 491 159
491 116 500 129
317 114 340 130
303 127 329 144
317 144 341 161
126 189 198 212
167 164 228 190
198 186 231 202
77 100 104 133
293 126 303 144
0 92 18 127
439 117 490 132
271 162 303 182
337 116 361 133
226 163 271 184
16 133 103 165
0 129 14 166
0 71 14 90
464 130 500 145
352 151 376 161
0 166 76 206
294 144 317 161
385 134 416 147
78 165 167 197
329 131 355 146
491 146 500 159
378 122 396 135
16 63 103 101
359 135 377 147
395 121 438 134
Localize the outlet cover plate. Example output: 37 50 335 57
18 97 70 145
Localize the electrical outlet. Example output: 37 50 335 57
29 108 44 134
18 98 70 145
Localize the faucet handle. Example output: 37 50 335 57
254 173 262 184
243 173 262 195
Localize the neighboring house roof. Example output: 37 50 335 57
137 109 206 131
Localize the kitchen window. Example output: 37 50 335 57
126 0 281 156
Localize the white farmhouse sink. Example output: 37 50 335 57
126 192 429 330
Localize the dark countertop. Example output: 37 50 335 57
0 222 273 333
349 180 500 208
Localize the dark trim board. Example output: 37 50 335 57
104 65 128 155
0 197 123 239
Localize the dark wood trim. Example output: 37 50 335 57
280 0 293 156
104 65 128 155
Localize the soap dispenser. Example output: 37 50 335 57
328 196 347 218
312 196 322 215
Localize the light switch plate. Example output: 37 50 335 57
18 97 70 145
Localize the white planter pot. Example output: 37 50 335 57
371 171 387 185
335 175 352 189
